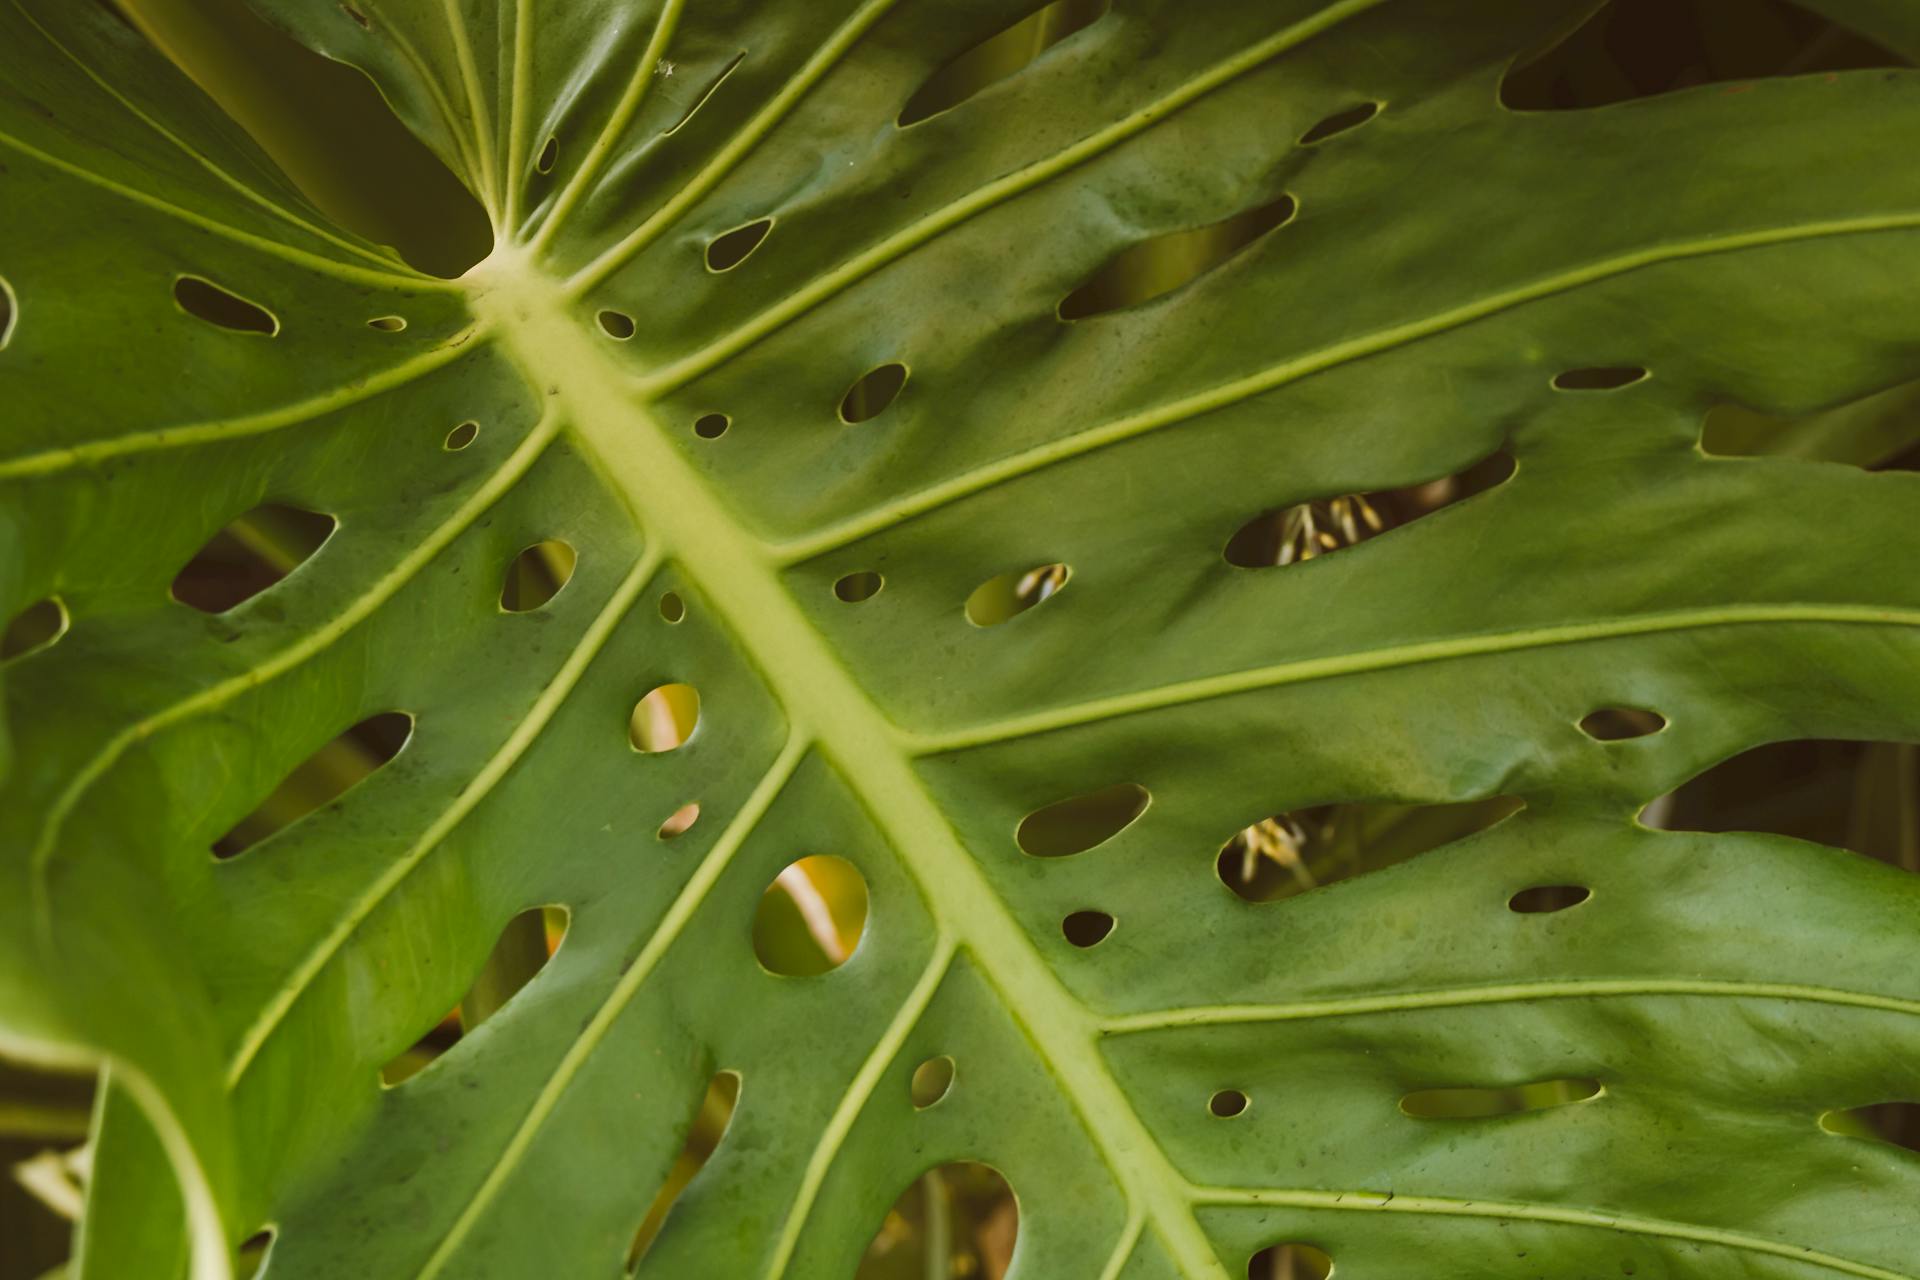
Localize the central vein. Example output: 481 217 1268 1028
465 251 1226 1278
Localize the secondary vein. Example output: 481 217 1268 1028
1101 978 1920 1035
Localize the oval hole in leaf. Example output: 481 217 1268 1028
380 1013 458 1090
629 1070 742 1266
753 855 868 976
1062 909 1114 948
443 420 479 451
965 562 1069 626
1651 739 1917 862
461 905 566 1031
705 218 773 272
1299 100 1380 144
693 412 730 439
1224 447 1515 568
834 571 884 603
0 274 15 350
1209 1088 1249 1118
499 539 576 612
663 51 745 136
381 905 568 1085
1017 782 1148 858
367 315 406 332
1401 1077 1601 1119
215 711 413 859
535 135 557 174
1553 366 1649 391
838 362 908 424
910 1055 955 1109
2 597 69 662
1060 195 1295 321
1700 380 1920 471
171 503 337 614
897 0 1111 126
858 1163 1017 1279
1820 1102 1920 1152
1249 1243 1332 1280
1580 707 1667 740
630 683 700 753
597 309 636 339
1508 884 1592 914
238 1228 275 1276
658 591 686 623
173 274 278 335
657 802 700 841
1218 795 1524 903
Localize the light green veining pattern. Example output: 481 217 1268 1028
3 1 1920 1278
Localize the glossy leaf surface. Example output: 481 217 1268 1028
4 2 1920 1278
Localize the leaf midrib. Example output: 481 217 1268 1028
466 251 1228 1279
464 253 1920 1280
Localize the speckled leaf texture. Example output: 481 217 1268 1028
4 1 1920 1277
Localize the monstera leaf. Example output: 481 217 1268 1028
6 0 1920 1276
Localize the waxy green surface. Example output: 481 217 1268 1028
3 1 1920 1276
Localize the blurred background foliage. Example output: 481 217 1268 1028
6 0 1920 1276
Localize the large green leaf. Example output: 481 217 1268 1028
5 1 1920 1276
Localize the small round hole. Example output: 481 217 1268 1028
965 563 1069 626
910 1055 955 1108
630 683 700 753
499 540 576 612
444 420 479 450
1209 1088 1249 1118
368 315 406 332
1509 884 1591 914
693 413 730 439
659 591 686 623
1062 910 1113 948
833 571 883 603
657 802 700 841
2 596 69 662
1579 707 1666 740
753 855 868 975
535 136 558 174
597 310 636 339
